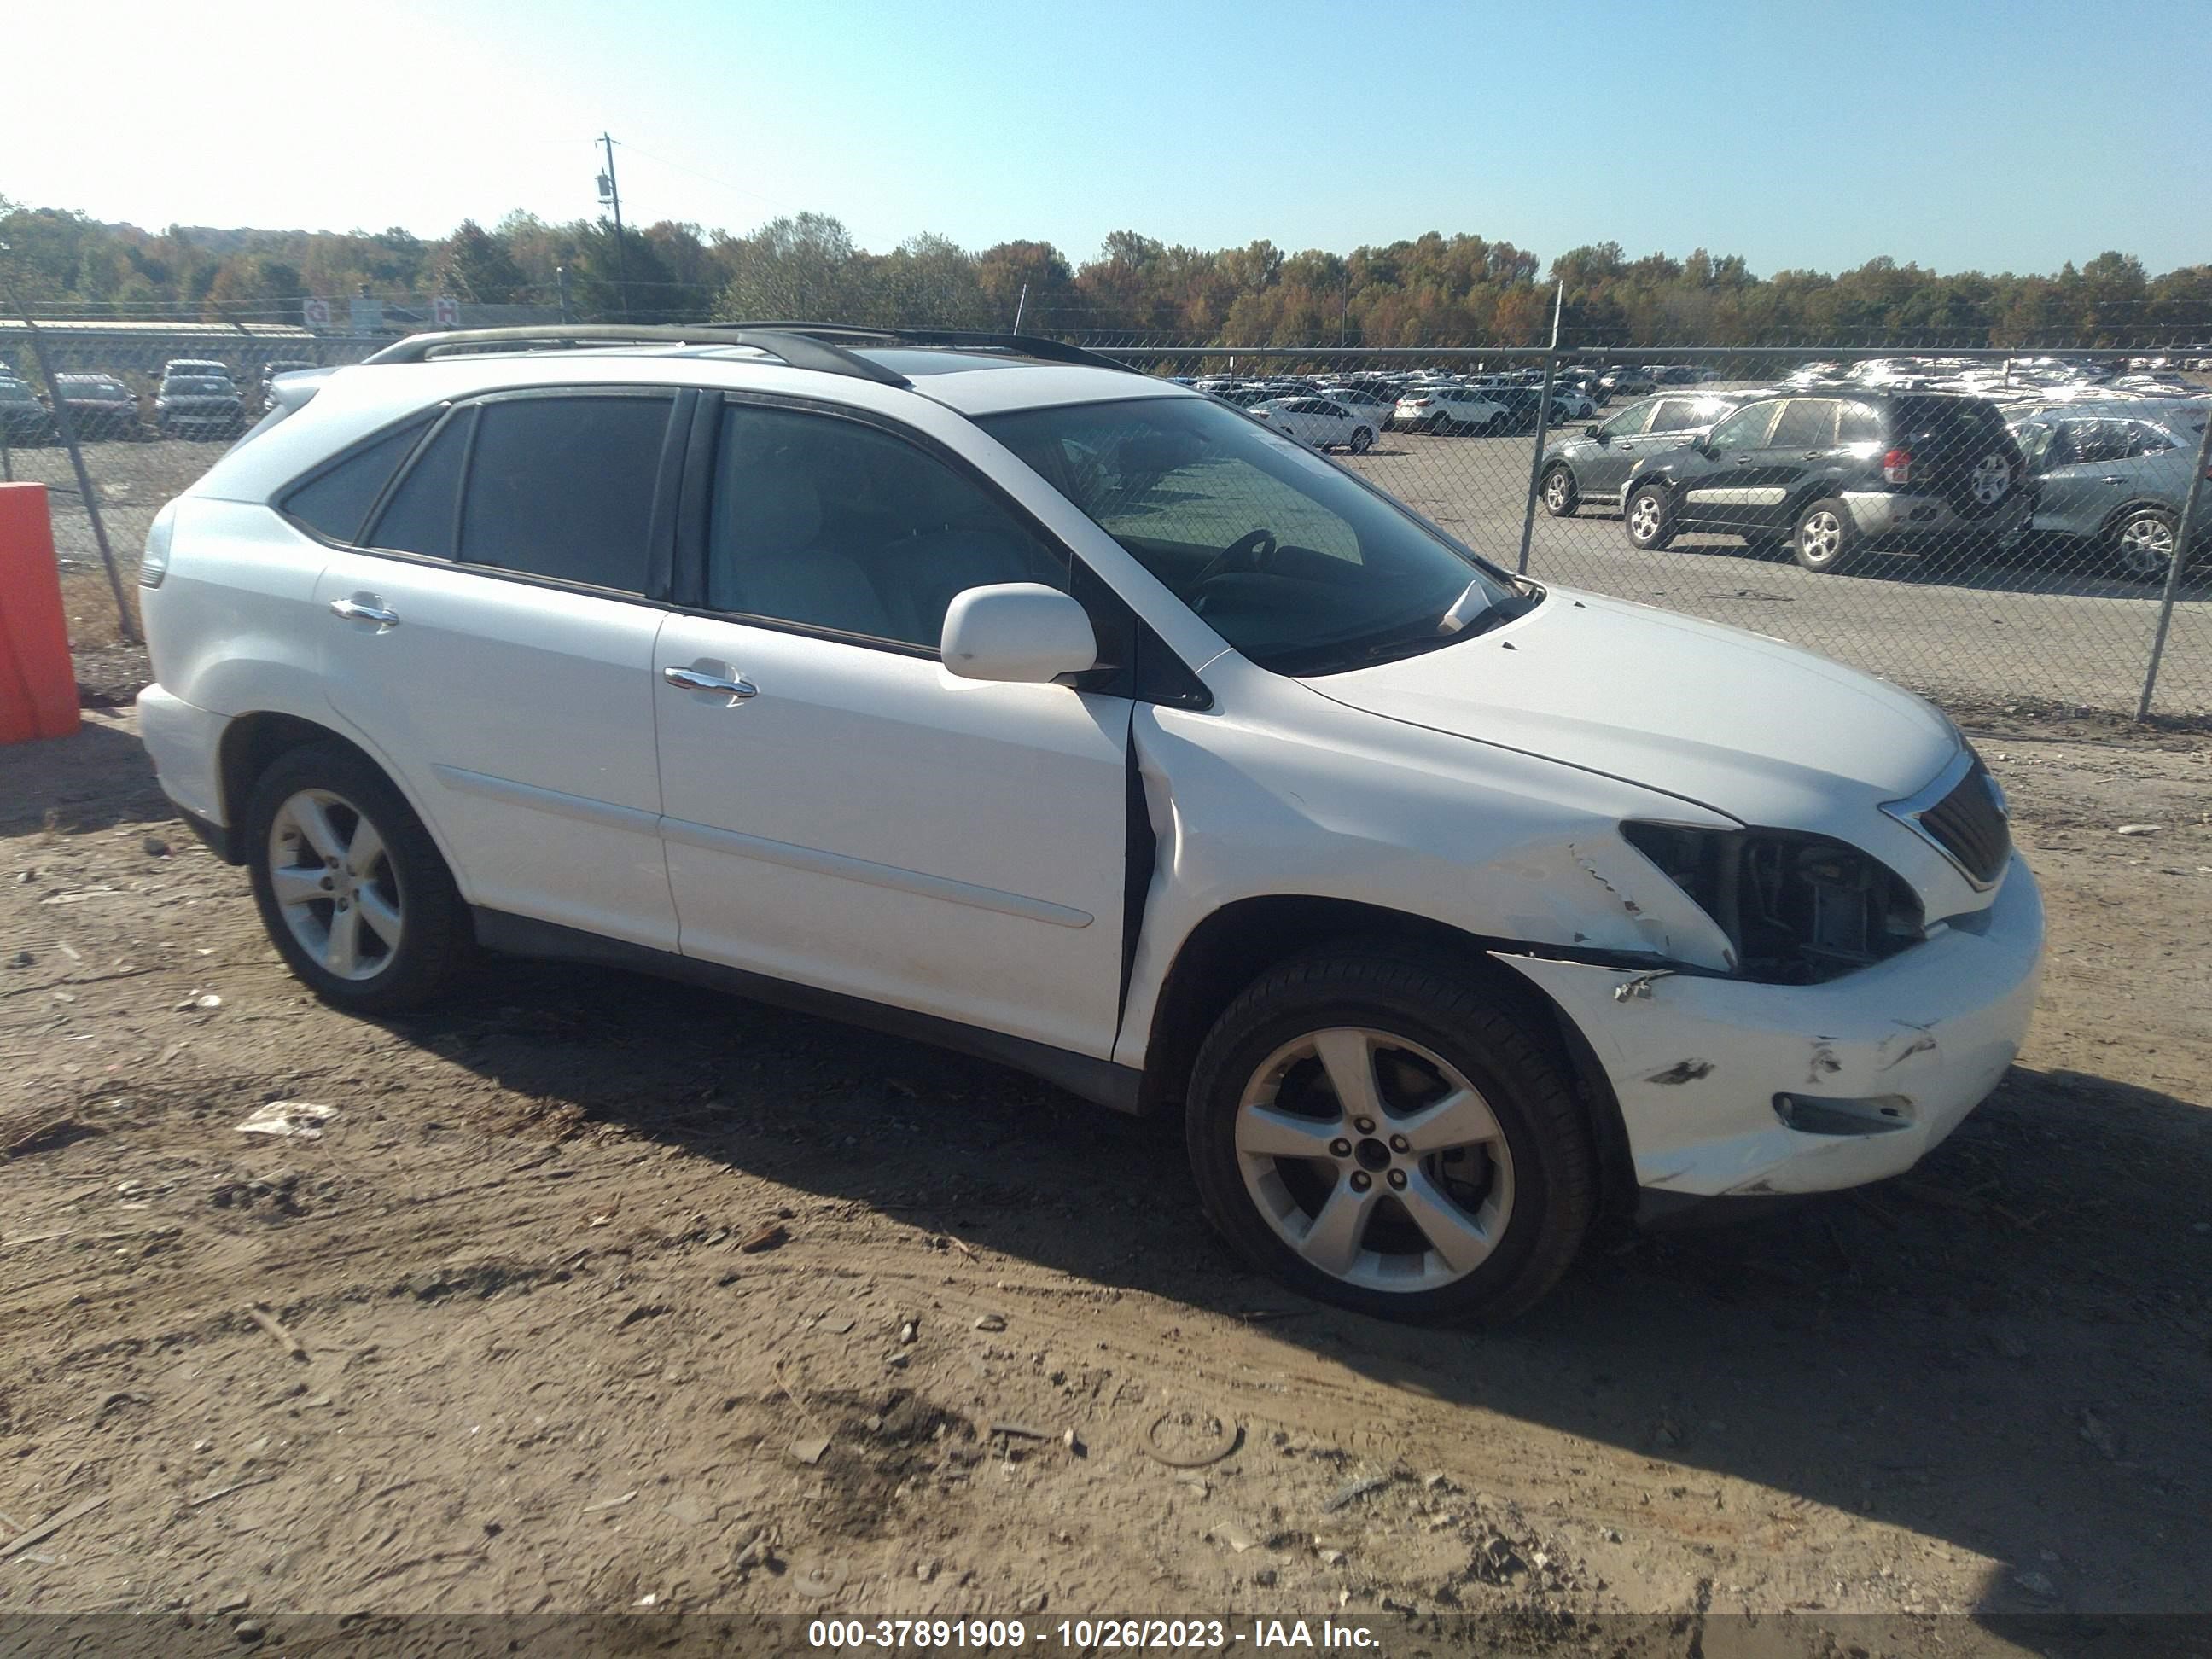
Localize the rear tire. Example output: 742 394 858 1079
1791 497 1860 573
1624 483 1677 550
243 743 471 1015
1349 427 1375 454
1185 947 1595 1324
2110 508 2179 583
1541 464 1579 517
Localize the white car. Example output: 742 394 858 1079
1316 384 1400 432
133 324 2044 1324
1547 386 1598 422
1247 395 1377 452
1392 386 1511 434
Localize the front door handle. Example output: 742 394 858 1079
329 597 399 627
662 665 758 698
2100 475 2126 485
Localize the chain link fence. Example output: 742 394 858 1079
6 324 2207 719
1086 341 2212 720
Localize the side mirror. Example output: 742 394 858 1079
1585 424 1603 439
940 584 1098 685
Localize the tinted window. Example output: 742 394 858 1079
1838 403 1884 444
1768 399 1838 449
1647 399 1703 434
1599 401 1656 439
368 407 473 558
282 418 430 543
2123 421 2174 457
1707 403 1781 452
708 403 1067 649
458 394 672 591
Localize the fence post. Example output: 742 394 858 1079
17 315 139 647
2134 408 2212 720
1514 283 1565 577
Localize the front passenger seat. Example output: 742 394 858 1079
710 465 892 638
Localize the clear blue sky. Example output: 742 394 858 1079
11 0 2209 276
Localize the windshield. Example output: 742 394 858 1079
0 383 37 403
165 378 235 394
61 381 129 400
981 395 1528 676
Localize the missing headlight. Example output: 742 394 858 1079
1621 823 1924 985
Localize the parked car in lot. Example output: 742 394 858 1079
160 357 233 383
156 372 248 440
1621 392 2031 573
1546 385 1598 422
0 378 57 445
1393 386 1510 434
135 323 2042 1323
50 374 144 440
1598 366 1656 398
1539 393 1746 516
2008 402 2211 580
1248 396 1378 452
1314 383 1399 433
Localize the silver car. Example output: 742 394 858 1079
2008 402 2210 580
1537 393 1748 516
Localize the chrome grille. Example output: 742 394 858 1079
1918 758 2011 884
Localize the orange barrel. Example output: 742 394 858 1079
0 484 82 744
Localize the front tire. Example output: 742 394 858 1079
243 743 471 1014
1185 948 1596 1324
2111 508 2179 582
1792 497 1860 573
1541 464 1579 517
1624 482 1677 550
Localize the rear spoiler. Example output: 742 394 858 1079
220 366 338 455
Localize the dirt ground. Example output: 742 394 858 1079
0 704 2207 1656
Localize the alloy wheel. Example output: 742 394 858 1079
266 789 405 981
1233 1027 1514 1292
2116 514 2176 580
1545 470 1572 511
1628 493 1662 544
1800 509 1843 563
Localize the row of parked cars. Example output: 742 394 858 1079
1180 364 1728 452
1539 378 2208 580
0 357 318 446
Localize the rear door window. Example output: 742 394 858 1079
457 393 675 593
1767 399 1839 449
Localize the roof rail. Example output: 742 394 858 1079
358 324 911 388
716 322 1144 376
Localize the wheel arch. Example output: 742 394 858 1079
1135 894 1639 1231
212 713 463 896
2098 497 2180 537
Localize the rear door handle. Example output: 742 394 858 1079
662 665 757 699
329 597 399 627
2100 475 2126 484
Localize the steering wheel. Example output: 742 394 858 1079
1191 527 1278 597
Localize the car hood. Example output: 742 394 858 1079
1302 587 1959 834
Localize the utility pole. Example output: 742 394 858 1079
556 264 571 324
596 133 630 319
1012 282 1028 334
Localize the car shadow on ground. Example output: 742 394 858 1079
410 956 2212 1618
1567 521 2212 605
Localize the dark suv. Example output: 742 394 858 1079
1620 393 2031 573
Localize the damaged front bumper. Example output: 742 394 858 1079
1496 854 2044 1203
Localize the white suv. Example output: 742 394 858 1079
135 325 2044 1323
